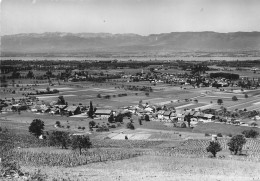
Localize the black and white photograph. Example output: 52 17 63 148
1 0 260 180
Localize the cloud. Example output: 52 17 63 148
32 0 37 4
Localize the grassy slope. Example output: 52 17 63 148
21 155 260 181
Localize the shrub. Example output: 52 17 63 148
217 133 223 137
89 121 96 128
245 94 248 98
181 122 186 128
78 126 81 129
55 121 61 127
96 126 109 132
232 96 238 101
110 124 116 128
205 133 210 137
227 133 232 137
242 129 259 138
206 141 222 157
126 122 135 130
217 99 223 105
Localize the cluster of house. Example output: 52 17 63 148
120 103 215 127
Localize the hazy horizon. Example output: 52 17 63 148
3 31 260 36
1 0 260 36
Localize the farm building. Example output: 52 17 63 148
63 106 81 116
157 110 165 120
95 109 112 118
177 114 185 121
170 113 178 121
163 111 172 120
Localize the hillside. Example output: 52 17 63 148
1 32 260 56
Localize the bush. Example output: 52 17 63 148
89 121 96 128
232 96 238 101
55 121 61 127
110 124 116 128
217 99 223 105
205 133 210 137
181 122 186 128
242 129 259 138
126 122 135 130
227 133 232 137
217 133 223 137
96 126 109 132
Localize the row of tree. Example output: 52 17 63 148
28 119 91 155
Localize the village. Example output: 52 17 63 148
1 61 260 136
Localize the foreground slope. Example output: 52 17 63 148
22 155 260 181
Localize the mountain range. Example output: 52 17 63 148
1 31 260 56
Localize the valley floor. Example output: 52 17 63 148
21 155 260 181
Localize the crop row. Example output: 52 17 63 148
91 139 164 148
13 149 141 167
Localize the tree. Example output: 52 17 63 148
57 96 66 105
115 114 124 123
242 129 259 138
138 117 142 125
27 70 34 79
89 120 96 128
29 119 45 137
206 141 222 157
49 131 70 149
108 114 114 123
55 121 61 127
46 87 50 92
227 135 246 155
232 96 238 101
185 114 191 127
126 122 135 130
144 114 150 121
88 101 94 118
217 99 223 105
71 135 92 155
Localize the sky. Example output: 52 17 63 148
1 0 260 35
